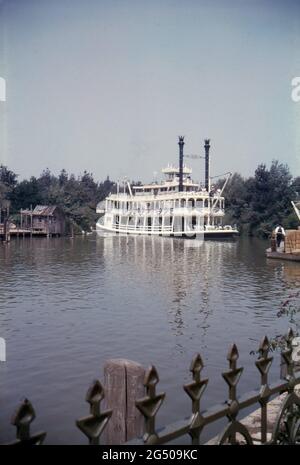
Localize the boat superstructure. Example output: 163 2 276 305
96 137 238 238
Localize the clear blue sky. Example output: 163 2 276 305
0 0 300 183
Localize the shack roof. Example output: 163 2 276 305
21 205 60 216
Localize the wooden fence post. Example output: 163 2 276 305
103 359 145 444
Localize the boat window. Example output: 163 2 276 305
188 199 195 208
196 199 202 208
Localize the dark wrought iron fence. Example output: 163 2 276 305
3 329 300 445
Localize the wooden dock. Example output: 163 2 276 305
266 247 300 262
0 228 61 241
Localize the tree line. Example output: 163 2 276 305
0 160 299 236
215 160 300 237
0 167 115 233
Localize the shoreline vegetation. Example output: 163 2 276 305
0 160 299 236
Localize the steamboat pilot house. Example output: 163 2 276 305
96 138 238 238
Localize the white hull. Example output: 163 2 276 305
96 221 238 238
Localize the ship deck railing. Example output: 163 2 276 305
106 207 224 216
112 223 173 232
108 191 223 200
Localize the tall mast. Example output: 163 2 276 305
178 136 185 192
204 139 210 193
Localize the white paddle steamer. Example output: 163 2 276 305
96 138 238 238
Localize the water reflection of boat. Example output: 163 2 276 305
98 234 238 343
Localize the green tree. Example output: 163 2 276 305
0 166 18 215
10 177 43 211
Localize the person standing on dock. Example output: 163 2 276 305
274 225 285 248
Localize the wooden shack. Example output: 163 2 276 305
20 205 66 237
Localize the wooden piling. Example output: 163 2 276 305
271 234 277 252
3 219 10 243
103 359 145 444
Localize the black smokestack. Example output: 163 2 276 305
178 136 184 192
204 139 210 192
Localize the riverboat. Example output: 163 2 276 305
96 137 239 238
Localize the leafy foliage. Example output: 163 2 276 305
215 160 298 237
250 290 300 356
0 165 18 210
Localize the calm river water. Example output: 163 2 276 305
0 234 299 444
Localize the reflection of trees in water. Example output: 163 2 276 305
0 236 105 288
265 258 300 302
275 263 300 333
219 238 300 313
282 263 300 288
101 234 238 345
